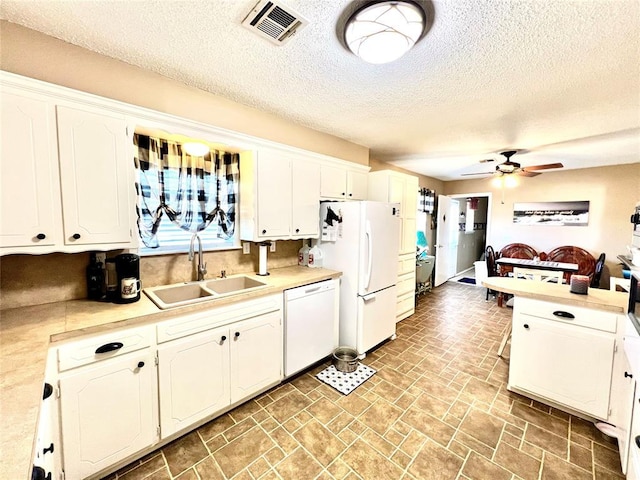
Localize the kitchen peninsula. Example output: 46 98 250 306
1 266 341 480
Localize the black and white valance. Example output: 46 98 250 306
418 188 435 214
134 134 239 249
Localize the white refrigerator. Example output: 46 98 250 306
316 201 401 355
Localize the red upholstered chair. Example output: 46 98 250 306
498 243 538 276
546 246 596 283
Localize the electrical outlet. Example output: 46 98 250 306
270 242 276 252
242 242 251 254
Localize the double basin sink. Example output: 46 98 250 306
144 275 267 309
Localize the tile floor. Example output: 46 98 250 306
105 282 624 480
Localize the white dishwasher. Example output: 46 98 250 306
284 279 339 377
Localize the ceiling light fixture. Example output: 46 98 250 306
183 142 210 157
343 1 428 64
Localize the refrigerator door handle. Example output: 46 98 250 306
364 221 373 289
362 292 377 301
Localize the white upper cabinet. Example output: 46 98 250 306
57 105 133 246
0 90 61 248
240 149 320 241
0 75 137 255
320 164 369 200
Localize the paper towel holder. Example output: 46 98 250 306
257 241 271 276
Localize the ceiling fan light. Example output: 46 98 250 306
344 1 426 64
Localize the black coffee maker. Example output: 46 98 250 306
115 253 141 303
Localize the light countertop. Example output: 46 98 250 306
0 266 341 480
482 277 629 314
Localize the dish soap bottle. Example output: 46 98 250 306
298 242 310 266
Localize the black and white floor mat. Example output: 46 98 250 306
316 363 377 395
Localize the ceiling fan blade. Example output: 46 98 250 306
461 171 494 176
518 170 541 177
523 162 564 171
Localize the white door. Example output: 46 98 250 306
230 311 282 403
357 285 397 353
158 325 230 438
359 202 401 295
291 160 320 237
434 196 459 287
1 91 60 248
56 105 132 245
256 152 291 238
59 350 157 480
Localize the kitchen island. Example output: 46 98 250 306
0 266 341 480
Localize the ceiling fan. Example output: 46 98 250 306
462 150 564 177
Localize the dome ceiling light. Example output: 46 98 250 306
342 1 430 64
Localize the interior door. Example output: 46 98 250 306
434 196 459 286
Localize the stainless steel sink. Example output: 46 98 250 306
204 276 267 295
144 275 267 309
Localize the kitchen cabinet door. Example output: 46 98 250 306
509 314 615 419
230 310 282 404
291 160 320 237
56 105 132 245
256 151 291 238
320 164 347 199
347 170 368 200
0 91 60 248
59 349 157 480
158 325 230 438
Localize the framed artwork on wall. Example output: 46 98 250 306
513 201 590 226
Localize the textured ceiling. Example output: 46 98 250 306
1 0 638 180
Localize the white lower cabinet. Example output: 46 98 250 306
158 325 230 438
230 311 282 403
158 310 281 438
509 297 617 420
59 349 158 480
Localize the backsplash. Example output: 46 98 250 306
0 241 302 310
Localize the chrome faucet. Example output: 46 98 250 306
188 233 207 281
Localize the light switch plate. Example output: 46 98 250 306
242 242 251 254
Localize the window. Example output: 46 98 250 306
134 134 240 256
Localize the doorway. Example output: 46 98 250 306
435 193 492 285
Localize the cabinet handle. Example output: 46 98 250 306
43 383 53 400
523 324 530 329
636 435 640 448
626 371 634 379
295 228 300 233
220 335 227 343
553 310 575 319
36 233 46 240
262 229 267 234
43 443 54 455
95 342 124 354
234 332 240 339
72 233 81 240
342 192 346 196
349 193 353 197
137 361 145 368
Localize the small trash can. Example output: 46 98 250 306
474 261 487 284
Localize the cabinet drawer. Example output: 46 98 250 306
57 325 152 372
396 291 415 318
157 294 281 343
398 254 415 276
514 297 617 333
397 272 416 296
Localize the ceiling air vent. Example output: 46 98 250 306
241 0 309 45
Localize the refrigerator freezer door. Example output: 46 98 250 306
357 285 397 353
359 202 401 296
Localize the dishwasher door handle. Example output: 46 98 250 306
304 286 322 294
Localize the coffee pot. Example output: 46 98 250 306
115 253 141 303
